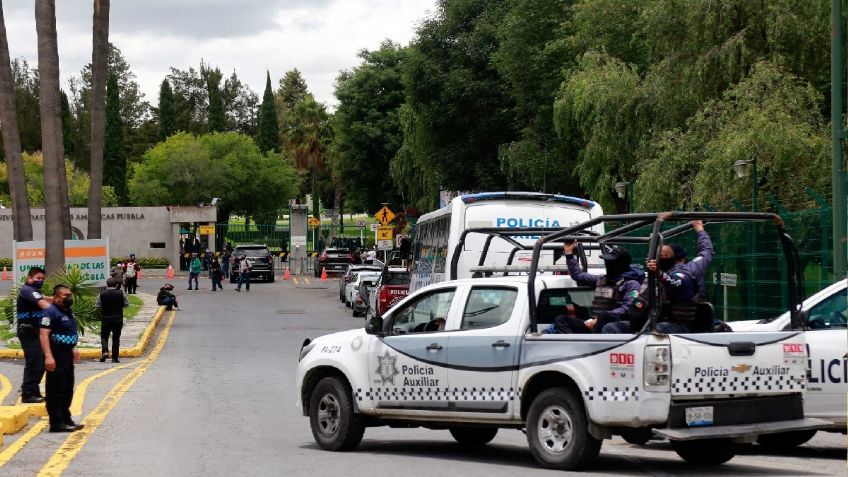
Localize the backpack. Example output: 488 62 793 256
125 263 136 278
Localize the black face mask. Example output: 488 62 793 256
63 297 74 308
659 258 676 272
604 257 630 279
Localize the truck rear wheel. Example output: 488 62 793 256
449 427 498 446
621 428 653 445
756 430 817 450
308 377 364 452
671 438 736 465
526 387 601 470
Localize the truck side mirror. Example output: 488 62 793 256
365 316 383 335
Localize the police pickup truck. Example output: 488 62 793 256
730 278 847 448
296 213 826 470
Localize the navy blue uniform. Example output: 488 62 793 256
16 284 47 398
41 305 79 428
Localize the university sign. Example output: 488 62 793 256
13 239 111 286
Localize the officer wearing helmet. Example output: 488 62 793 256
543 242 644 334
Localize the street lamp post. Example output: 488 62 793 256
733 158 758 319
614 181 634 213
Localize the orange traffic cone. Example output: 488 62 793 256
166 265 175 279
1 266 8 281
283 266 291 280
320 268 328 281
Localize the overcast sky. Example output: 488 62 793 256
3 0 436 107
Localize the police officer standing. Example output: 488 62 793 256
647 219 714 333
96 278 128 363
17 267 52 403
39 285 82 432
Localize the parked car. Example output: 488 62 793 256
338 264 382 302
315 248 353 277
346 271 381 308
230 244 274 283
365 267 410 321
729 279 847 449
352 280 374 317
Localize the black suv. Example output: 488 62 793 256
230 244 275 283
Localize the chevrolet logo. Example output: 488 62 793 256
731 364 752 373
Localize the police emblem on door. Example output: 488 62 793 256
376 351 399 385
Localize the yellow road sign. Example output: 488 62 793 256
375 206 396 225
308 217 320 229
198 225 215 235
377 226 394 241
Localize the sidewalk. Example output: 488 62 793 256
0 293 165 358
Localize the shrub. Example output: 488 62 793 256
3 266 100 333
109 256 170 268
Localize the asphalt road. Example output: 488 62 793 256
0 276 843 476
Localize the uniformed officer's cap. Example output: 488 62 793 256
670 244 687 260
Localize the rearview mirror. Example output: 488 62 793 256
365 316 383 335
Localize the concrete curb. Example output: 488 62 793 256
0 306 168 360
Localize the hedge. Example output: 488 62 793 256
110 256 170 268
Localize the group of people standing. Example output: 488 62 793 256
186 248 238 292
110 255 142 294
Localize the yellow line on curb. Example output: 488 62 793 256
304 277 311 285
0 420 48 466
37 310 177 477
293 277 300 284
0 372 11 403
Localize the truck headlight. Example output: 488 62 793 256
299 339 315 362
644 345 671 391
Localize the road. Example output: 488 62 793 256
0 276 843 476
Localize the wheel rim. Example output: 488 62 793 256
537 405 573 455
317 393 341 437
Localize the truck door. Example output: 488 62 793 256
801 288 847 424
367 286 459 415
445 286 523 417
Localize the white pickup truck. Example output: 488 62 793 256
730 278 847 448
296 212 827 470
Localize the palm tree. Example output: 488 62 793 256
87 0 109 239
0 1 33 241
35 0 66 273
285 94 331 216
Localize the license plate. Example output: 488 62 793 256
685 406 714 427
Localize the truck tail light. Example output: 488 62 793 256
378 287 390 315
644 345 671 391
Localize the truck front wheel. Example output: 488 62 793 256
526 387 601 470
671 438 736 465
449 427 498 446
308 377 365 452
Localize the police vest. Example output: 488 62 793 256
592 277 623 316
663 268 700 324
99 289 125 320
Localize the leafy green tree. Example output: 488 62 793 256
258 71 279 153
492 0 579 194
206 68 225 132
157 79 176 141
104 73 127 204
637 62 829 211
9 58 41 154
221 70 258 136
333 41 406 212
394 0 515 208
129 132 297 222
0 151 117 207
277 69 309 111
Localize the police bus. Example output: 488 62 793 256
409 192 604 292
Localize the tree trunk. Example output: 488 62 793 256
0 1 33 241
35 0 66 273
87 0 109 239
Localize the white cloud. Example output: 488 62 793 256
3 0 436 107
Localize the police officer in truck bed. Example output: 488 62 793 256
17 267 52 403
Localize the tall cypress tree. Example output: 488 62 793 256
104 73 127 204
257 71 279 153
158 78 175 141
207 72 225 132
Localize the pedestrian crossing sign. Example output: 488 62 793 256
375 206 396 225
308 217 320 229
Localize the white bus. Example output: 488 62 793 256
409 192 604 292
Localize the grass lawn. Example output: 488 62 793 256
125 295 144 320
